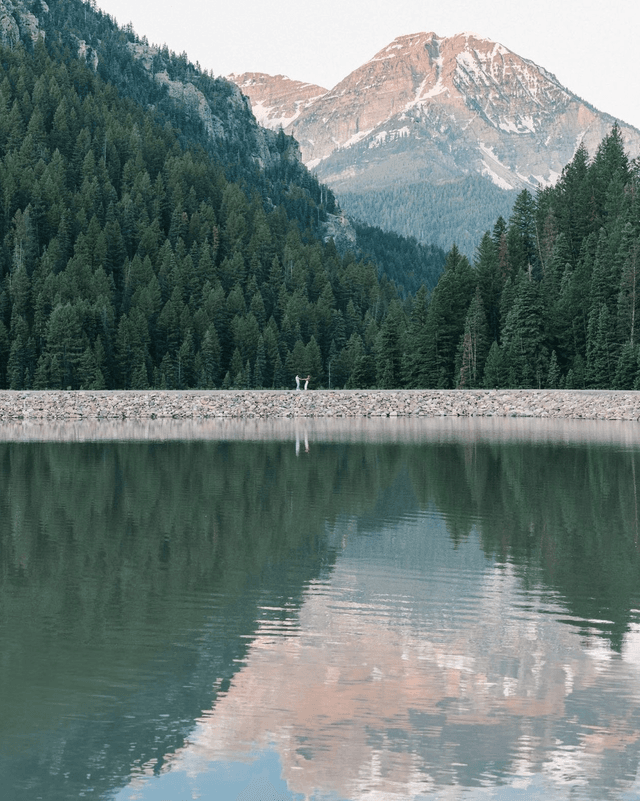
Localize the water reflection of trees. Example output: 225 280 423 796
407 442 640 651
0 439 401 800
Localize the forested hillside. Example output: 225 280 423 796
350 222 445 296
0 39 405 390
36 0 447 289
34 0 339 227
338 176 517 258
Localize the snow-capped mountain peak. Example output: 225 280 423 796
228 31 640 193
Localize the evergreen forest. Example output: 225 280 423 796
407 126 640 391
0 0 639 391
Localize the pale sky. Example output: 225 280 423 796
96 0 640 130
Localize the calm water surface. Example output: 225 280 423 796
1 418 640 800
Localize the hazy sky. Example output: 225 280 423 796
96 0 640 130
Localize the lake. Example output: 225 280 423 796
1 418 640 801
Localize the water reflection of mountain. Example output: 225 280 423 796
337 516 640 799
1 432 640 799
165 515 640 801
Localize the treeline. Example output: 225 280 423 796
401 125 640 390
0 41 405 390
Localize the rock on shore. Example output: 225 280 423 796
1 389 639 421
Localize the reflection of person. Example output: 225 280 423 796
295 374 300 390
304 375 310 390
295 427 310 455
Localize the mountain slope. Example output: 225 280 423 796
339 176 517 258
0 0 446 289
229 72 327 131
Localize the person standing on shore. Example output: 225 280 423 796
304 375 310 390
295 375 301 390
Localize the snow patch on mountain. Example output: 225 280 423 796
499 119 520 134
225 72 327 132
531 170 562 188
341 128 374 149
369 130 389 148
406 56 447 109
456 51 492 86
250 101 295 128
482 164 514 190
478 143 516 189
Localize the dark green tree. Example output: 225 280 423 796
455 287 490 388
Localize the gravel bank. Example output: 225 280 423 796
0 389 639 421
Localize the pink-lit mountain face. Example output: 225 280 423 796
229 32 640 194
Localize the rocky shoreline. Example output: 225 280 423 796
0 389 640 421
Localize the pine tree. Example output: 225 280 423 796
304 336 323 387
420 246 475 387
41 303 85 389
616 224 640 345
474 233 502 342
554 142 594 261
506 190 538 276
286 339 307 380
483 341 504 388
229 347 244 388
252 334 266 389
176 330 194 388
7 314 34 389
586 304 614 388
0 320 10 387
500 269 547 388
547 350 561 389
613 341 638 389
402 284 428 387
455 287 489 388
272 351 286 389
375 298 405 387
197 326 220 388
591 124 631 231
130 353 149 389
565 354 586 389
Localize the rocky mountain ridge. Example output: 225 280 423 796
230 32 640 194
0 0 298 177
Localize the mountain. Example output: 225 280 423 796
230 32 640 253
